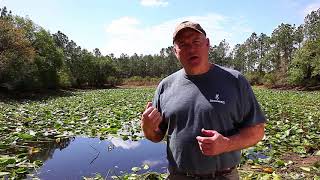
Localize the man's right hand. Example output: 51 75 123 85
141 102 163 142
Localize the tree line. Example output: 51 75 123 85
0 6 319 91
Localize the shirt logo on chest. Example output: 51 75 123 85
209 93 225 104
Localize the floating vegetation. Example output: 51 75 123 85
1 88 319 179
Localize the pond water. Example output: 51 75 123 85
29 137 167 180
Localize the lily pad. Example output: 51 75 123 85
0 172 10 177
143 164 149 170
15 167 28 174
131 167 141 172
300 167 311 172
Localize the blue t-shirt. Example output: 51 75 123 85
153 64 266 174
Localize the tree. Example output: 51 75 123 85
304 8 320 41
53 31 69 49
244 33 259 72
231 44 247 72
93 48 102 58
288 8 320 86
209 39 231 67
0 18 35 90
257 33 271 73
93 56 116 86
289 39 320 86
270 23 295 73
160 46 180 76
33 28 64 89
14 16 38 43
63 40 82 86
0 6 13 20
294 25 304 49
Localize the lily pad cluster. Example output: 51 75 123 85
241 88 320 179
1 87 319 179
0 88 154 179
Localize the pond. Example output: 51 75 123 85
27 137 167 179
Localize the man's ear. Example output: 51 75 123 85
206 38 210 47
172 46 178 57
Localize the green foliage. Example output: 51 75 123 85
106 76 123 86
124 76 161 86
288 67 305 85
288 39 320 86
33 29 64 89
0 18 36 91
244 71 264 85
57 68 72 88
1 6 320 91
83 164 166 180
294 25 304 48
92 56 116 87
1 88 320 179
304 8 320 41
270 23 296 73
263 73 277 87
244 33 260 72
113 52 180 79
0 6 13 21
209 39 232 67
232 44 247 72
279 9 320 87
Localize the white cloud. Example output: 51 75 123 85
140 0 168 7
102 14 252 57
303 3 320 17
142 159 164 167
110 137 140 149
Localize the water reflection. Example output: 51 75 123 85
28 137 75 163
30 137 167 180
110 137 140 149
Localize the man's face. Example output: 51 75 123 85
173 28 210 74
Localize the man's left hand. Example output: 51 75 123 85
196 129 230 156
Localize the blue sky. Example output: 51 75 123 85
1 0 320 57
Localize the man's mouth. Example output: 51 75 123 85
189 55 199 61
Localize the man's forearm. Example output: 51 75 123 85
226 123 265 152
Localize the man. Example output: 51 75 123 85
141 21 266 180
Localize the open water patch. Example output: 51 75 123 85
28 137 167 179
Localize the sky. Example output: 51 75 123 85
1 0 320 57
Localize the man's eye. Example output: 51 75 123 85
193 40 201 45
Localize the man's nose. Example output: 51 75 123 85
185 43 198 51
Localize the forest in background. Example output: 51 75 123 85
0 6 320 91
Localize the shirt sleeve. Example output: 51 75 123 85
238 74 266 128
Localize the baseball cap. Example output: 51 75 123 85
173 21 206 42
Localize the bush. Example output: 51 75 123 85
106 76 122 86
244 72 264 85
123 76 161 86
288 68 305 86
58 70 72 88
263 73 277 87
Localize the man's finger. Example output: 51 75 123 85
148 108 159 119
198 142 211 154
151 112 161 124
142 107 154 118
145 102 152 109
196 136 213 144
153 113 161 124
201 128 216 137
